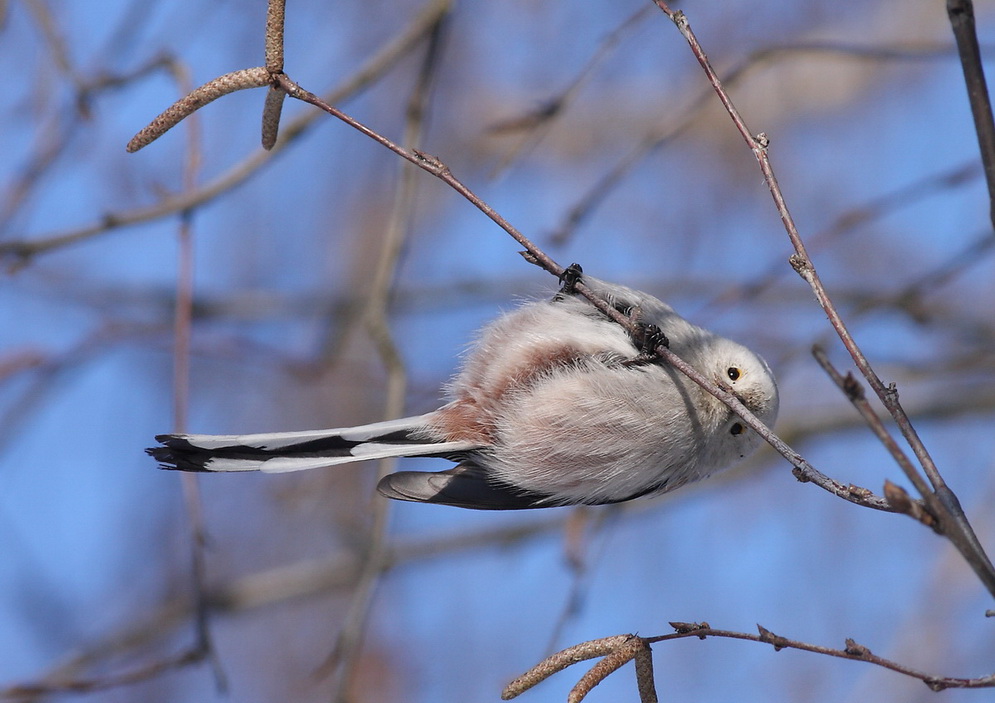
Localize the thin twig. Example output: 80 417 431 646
5 516 568 700
487 5 653 178
651 0 995 598
647 622 995 691
0 64 224 699
506 621 995 703
23 0 85 102
273 73 566 280
811 346 937 529
702 161 982 314
0 53 175 232
0 648 206 699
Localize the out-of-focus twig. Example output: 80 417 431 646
313 8 452 701
486 5 653 178
0 0 452 267
702 160 982 313
0 515 567 700
0 649 206 699
550 40 977 245
168 60 228 692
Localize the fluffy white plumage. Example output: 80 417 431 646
149 273 779 509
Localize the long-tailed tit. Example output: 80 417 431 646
149 269 779 510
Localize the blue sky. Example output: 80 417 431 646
1 1 994 702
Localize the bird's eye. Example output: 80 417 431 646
730 422 745 436
727 367 741 381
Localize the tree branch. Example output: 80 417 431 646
651 0 995 599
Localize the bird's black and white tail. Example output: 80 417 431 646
147 414 482 474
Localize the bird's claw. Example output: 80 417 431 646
554 263 584 301
623 322 669 367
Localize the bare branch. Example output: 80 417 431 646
0 648 207 699
811 346 938 529
273 72 565 280
507 614 995 702
651 0 995 598
646 623 995 691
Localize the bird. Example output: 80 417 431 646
148 268 779 510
